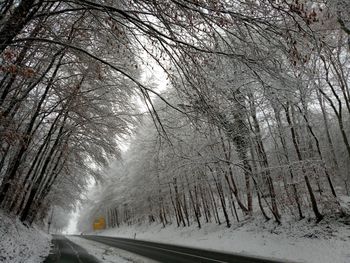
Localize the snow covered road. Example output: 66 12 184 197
81 235 288 263
44 234 291 262
44 235 158 263
44 235 99 263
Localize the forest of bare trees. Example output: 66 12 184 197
1 0 350 230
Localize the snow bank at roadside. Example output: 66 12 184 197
0 210 51 263
97 215 350 263
67 236 158 263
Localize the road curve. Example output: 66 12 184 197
82 235 288 263
44 235 99 263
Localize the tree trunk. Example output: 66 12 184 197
284 103 323 222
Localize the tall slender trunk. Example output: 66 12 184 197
248 92 280 221
169 184 180 227
273 106 304 219
185 174 201 228
250 144 271 221
0 52 62 206
218 130 249 214
20 112 67 222
209 167 230 227
316 89 341 180
284 103 323 222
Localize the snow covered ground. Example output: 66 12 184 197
67 236 159 263
97 215 350 263
0 210 51 263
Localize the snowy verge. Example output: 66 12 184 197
0 210 51 263
96 216 350 263
67 236 159 263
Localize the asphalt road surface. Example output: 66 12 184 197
44 235 99 263
82 235 286 263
